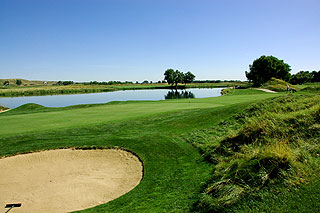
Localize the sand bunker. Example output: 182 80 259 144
0 149 143 213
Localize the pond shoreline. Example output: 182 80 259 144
0 84 234 98
0 88 224 109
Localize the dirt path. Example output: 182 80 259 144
254 88 278 93
0 149 143 213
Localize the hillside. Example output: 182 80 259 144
261 77 298 92
0 78 57 86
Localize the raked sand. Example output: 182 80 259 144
0 149 143 213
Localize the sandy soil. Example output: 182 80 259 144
0 149 143 213
254 88 278 93
0 109 10 113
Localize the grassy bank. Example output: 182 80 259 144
0 90 278 212
0 84 116 97
187 94 320 212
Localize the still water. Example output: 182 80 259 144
0 88 223 109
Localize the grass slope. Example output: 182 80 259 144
0 90 278 212
188 94 320 212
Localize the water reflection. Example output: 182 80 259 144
165 90 195 99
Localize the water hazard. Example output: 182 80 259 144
0 88 223 109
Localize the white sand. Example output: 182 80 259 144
254 88 278 93
0 149 143 213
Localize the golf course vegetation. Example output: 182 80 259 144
261 77 298 92
0 106 9 112
189 93 320 212
1 86 320 212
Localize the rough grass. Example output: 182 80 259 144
261 77 297 92
0 105 9 111
187 94 320 212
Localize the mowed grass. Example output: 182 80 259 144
0 90 274 136
0 90 280 212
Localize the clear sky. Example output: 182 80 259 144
1 0 319 82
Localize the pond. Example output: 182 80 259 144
0 88 223 109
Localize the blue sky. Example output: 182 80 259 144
1 0 319 82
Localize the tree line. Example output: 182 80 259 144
163 69 195 88
290 70 320 85
245 55 319 85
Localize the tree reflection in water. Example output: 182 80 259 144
165 90 195 99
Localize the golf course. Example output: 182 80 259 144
1 87 320 212
2 0 319 211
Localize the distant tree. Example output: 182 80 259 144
173 70 184 88
164 69 191 89
311 71 320 82
164 69 176 86
16 79 22 85
245 55 291 86
142 80 149 84
3 80 9 86
183 71 195 85
57 81 74 86
290 71 313 85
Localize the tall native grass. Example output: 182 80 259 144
0 106 9 111
187 94 320 212
261 77 297 92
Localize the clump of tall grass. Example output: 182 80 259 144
262 77 297 92
189 95 320 212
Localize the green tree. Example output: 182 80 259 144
16 79 22 85
290 71 313 85
311 71 320 82
174 70 184 88
164 69 175 86
183 71 195 85
245 55 291 86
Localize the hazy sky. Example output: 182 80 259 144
1 0 319 82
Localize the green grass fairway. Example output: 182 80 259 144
0 89 274 137
0 90 279 212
